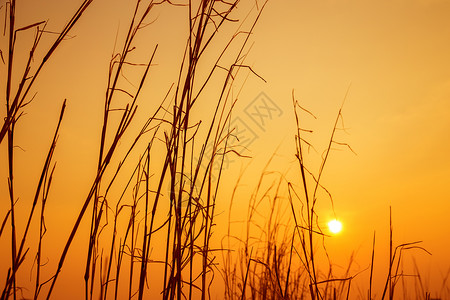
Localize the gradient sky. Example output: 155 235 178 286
2 0 450 298
245 0 450 294
245 0 450 293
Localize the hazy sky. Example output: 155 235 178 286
248 0 450 292
248 0 450 294
2 0 450 298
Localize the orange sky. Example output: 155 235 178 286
1 0 450 298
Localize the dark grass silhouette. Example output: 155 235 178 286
0 1 447 299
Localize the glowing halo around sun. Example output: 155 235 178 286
328 219 343 234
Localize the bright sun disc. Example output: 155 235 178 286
328 219 342 234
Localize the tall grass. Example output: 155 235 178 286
0 0 447 299
1 0 269 299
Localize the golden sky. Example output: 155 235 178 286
2 0 450 298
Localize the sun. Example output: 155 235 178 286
328 219 343 234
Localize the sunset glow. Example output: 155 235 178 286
328 219 343 234
1 0 450 299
